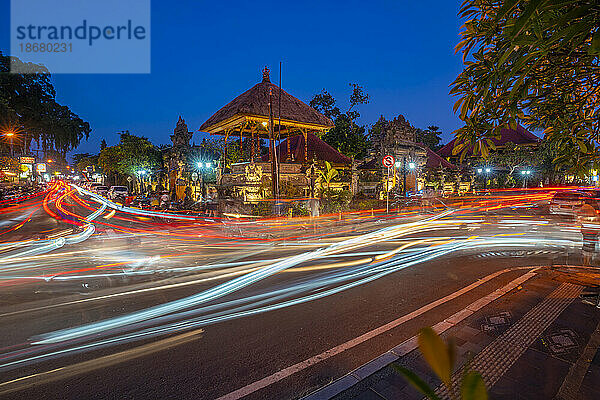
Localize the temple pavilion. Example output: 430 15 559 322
199 67 348 202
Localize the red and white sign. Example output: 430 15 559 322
382 155 395 168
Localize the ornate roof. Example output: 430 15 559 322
438 125 540 158
261 132 351 165
199 67 333 135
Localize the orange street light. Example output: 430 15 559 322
2 130 15 156
47 159 54 163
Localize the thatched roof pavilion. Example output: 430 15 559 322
199 67 334 162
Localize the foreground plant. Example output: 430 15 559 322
393 327 487 400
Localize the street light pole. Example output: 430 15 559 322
386 166 390 213
403 156 407 197
4 132 15 157
521 169 531 188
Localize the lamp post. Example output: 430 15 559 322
196 162 204 202
408 161 416 195
477 167 492 191
521 169 531 188
197 161 212 201
4 132 15 157
136 170 147 194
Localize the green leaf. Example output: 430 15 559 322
577 140 588 153
392 364 441 400
591 30 600 55
511 0 547 38
495 0 519 22
461 371 488 400
418 327 453 387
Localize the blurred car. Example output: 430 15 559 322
95 185 109 196
89 183 102 192
131 195 150 208
549 190 600 217
108 186 129 200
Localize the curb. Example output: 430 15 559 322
301 269 538 400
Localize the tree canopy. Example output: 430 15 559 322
451 0 600 171
416 125 443 151
98 131 161 182
310 83 370 159
0 52 91 156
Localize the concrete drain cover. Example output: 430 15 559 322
542 329 579 355
481 311 512 333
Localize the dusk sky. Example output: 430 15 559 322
0 0 465 157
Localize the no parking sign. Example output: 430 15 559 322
382 155 395 168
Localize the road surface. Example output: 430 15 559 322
0 182 585 399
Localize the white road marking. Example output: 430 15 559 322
216 266 537 400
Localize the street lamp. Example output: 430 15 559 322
521 169 532 188
3 131 15 157
136 170 148 193
408 162 416 170
477 167 492 190
196 161 213 201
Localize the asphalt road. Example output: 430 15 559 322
0 183 585 399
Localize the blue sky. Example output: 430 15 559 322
1 0 465 156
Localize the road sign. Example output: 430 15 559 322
36 163 46 173
191 172 199 182
126 176 133 182
382 155 395 168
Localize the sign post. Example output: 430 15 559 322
382 155 395 213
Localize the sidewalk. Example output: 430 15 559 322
304 269 600 400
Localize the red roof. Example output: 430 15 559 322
438 125 540 157
261 133 351 164
419 145 458 170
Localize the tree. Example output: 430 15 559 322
416 125 443 151
98 146 122 184
117 131 161 176
72 152 99 173
450 0 600 171
311 83 370 159
100 139 107 150
324 114 369 159
309 89 341 120
97 131 161 186
486 142 535 176
0 52 91 156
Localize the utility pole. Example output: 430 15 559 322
268 87 279 208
